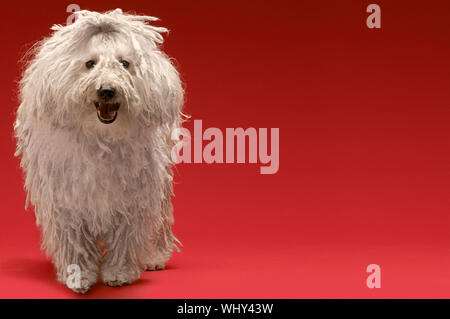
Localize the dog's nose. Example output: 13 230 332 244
98 86 116 100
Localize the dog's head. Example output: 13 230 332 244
18 9 183 140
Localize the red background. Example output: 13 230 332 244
1 0 450 298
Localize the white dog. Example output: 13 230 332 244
14 9 184 293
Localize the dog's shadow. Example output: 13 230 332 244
0 257 56 283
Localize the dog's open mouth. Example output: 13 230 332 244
94 102 120 124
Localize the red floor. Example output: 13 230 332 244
2 168 450 299
2 240 450 298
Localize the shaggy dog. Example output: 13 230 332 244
14 9 184 293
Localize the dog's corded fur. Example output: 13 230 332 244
14 9 184 293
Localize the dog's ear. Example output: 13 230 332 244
17 45 55 123
154 54 184 130
131 40 184 130
18 40 78 126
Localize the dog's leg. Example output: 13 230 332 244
143 195 178 271
101 218 142 287
51 223 101 294
144 219 177 271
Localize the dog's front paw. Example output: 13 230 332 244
101 265 140 287
70 277 97 294
58 270 98 294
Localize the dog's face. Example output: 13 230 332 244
84 33 132 125
18 10 183 141
77 32 140 139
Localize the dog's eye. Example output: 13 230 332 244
85 60 95 69
120 60 130 69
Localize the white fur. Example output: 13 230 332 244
14 9 184 293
